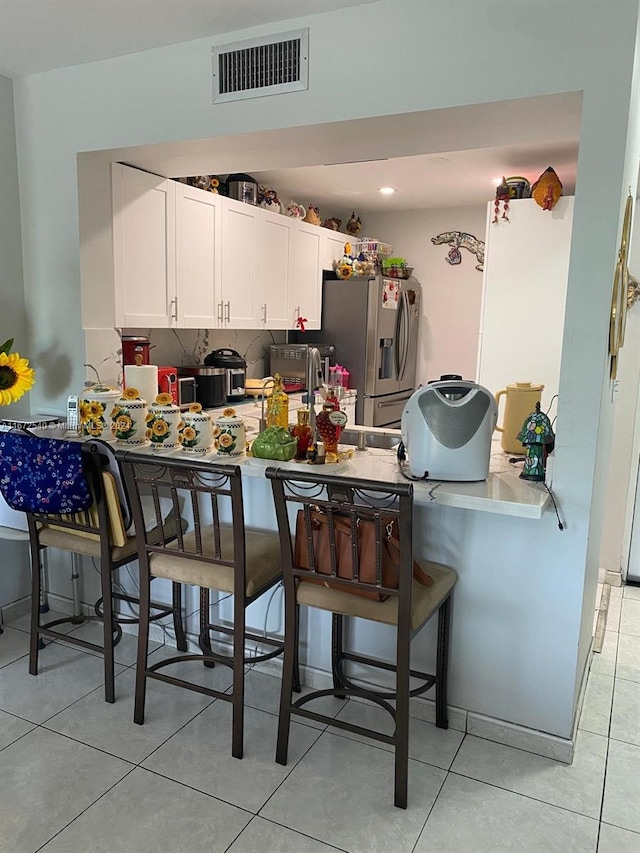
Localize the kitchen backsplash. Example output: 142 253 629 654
83 327 285 389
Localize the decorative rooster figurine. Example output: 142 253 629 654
531 167 563 211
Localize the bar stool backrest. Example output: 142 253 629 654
266 467 414 603
118 452 246 580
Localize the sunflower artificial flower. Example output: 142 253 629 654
0 348 35 406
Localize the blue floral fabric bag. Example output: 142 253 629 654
0 432 92 515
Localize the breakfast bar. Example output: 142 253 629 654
104 420 559 757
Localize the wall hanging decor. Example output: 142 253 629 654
493 176 511 223
531 167 563 211
431 232 485 272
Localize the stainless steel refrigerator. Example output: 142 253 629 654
313 272 421 427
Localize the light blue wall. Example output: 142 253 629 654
9 0 640 735
0 73 30 609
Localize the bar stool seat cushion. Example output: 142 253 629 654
150 525 282 596
296 559 457 630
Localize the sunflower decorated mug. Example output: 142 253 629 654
110 387 149 446
180 403 214 455
79 385 120 441
214 408 246 458
146 393 182 451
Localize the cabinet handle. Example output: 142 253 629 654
170 297 178 321
217 301 223 325
225 301 230 322
262 303 267 324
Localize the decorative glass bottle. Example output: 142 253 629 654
315 403 347 459
266 373 289 429
291 408 313 460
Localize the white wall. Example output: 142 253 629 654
0 74 30 608
10 0 640 737
365 205 486 386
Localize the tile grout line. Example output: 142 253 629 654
32 763 139 853
445 768 603 825
409 731 469 853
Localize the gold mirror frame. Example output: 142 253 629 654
610 193 633 380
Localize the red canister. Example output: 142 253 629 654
122 336 150 366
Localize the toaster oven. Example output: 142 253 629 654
269 344 335 392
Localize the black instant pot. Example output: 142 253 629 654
178 366 226 408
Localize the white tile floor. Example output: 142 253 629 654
0 587 638 853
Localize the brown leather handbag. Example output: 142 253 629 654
294 509 433 601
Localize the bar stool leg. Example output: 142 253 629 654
172 581 187 652
394 619 411 810
231 593 245 760
276 586 298 766
331 613 347 700
292 604 301 693
200 586 215 667
435 595 451 729
134 570 152 725
28 539 42 675
40 549 50 613
99 555 116 704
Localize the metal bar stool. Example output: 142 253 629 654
119 451 289 759
0 432 186 702
266 467 457 809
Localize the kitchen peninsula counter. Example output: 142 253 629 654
199 394 549 520
37 415 562 754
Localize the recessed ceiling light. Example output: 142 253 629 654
379 187 395 195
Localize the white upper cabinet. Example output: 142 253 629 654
112 163 176 328
320 230 351 273
257 209 292 329
291 221 323 330
175 183 221 329
220 199 260 328
108 165 329 331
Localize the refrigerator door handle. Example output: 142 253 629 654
376 392 413 408
395 290 409 381
394 290 404 380
399 291 410 381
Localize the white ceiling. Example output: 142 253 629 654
249 142 579 215
1 1 581 213
110 94 581 213
0 0 376 78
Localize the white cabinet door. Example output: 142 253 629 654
257 209 292 329
291 221 322 330
320 230 350 273
220 199 259 328
175 184 221 328
112 163 175 328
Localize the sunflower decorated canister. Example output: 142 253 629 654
180 403 214 455
214 408 246 458
110 387 149 446
79 384 120 440
146 393 182 451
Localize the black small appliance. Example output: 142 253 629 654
178 366 226 409
204 348 247 402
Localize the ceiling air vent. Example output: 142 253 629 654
212 29 309 104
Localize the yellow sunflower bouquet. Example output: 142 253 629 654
0 338 35 406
